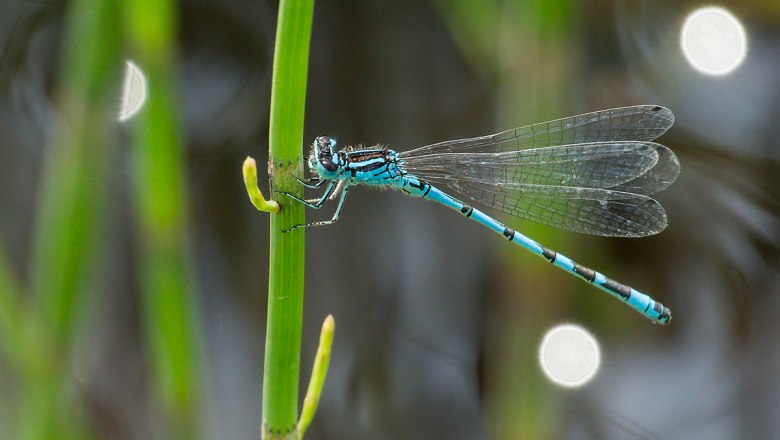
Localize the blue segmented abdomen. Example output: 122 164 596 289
397 175 671 324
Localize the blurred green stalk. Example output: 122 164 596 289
0 249 23 371
263 0 314 437
492 2 572 437
31 0 120 349
434 0 573 438
19 0 121 438
431 0 500 77
296 315 334 438
123 0 201 439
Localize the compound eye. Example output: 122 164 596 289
315 135 337 151
320 158 338 172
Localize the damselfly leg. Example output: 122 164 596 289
281 183 350 232
276 180 336 209
295 176 327 188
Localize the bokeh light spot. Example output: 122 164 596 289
680 7 746 76
539 324 600 388
118 60 147 121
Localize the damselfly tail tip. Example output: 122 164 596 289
654 307 672 325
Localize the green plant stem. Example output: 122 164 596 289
0 249 24 370
30 0 120 348
20 0 120 438
431 0 500 76
296 315 335 439
263 0 314 437
123 1 201 439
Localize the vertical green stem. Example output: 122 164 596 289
263 0 314 437
21 0 120 438
0 250 23 370
123 0 200 438
31 0 119 349
493 1 572 438
296 315 335 438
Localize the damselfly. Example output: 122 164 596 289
278 105 678 324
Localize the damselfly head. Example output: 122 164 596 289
310 135 341 177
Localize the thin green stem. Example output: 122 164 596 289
0 249 24 370
20 0 120 438
30 0 120 349
263 0 314 437
296 315 335 439
123 0 201 438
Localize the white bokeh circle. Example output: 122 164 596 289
680 7 747 76
118 60 147 121
538 324 600 388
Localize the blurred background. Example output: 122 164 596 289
1 0 779 439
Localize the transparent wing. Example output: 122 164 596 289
446 180 668 237
400 105 674 158
403 141 679 196
396 106 678 236
609 142 680 195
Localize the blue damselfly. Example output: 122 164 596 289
278 105 678 324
